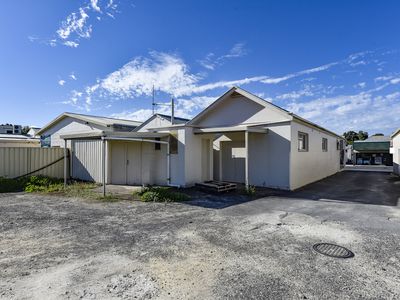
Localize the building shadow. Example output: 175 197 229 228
184 171 400 209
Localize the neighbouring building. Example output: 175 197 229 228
0 124 22 135
390 129 400 175
0 134 40 147
352 135 392 166
44 87 345 190
36 112 142 148
27 126 41 137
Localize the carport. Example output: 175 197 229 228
61 131 171 196
193 125 268 187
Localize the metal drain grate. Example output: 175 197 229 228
313 243 354 258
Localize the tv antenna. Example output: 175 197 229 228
151 85 175 124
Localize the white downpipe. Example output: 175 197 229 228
64 139 68 189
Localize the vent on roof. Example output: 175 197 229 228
231 91 242 98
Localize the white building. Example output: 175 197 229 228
51 87 344 190
390 129 400 175
0 134 40 147
36 112 142 147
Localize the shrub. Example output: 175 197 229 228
138 186 190 202
0 177 26 193
244 185 256 196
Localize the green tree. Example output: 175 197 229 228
343 130 369 144
21 126 30 135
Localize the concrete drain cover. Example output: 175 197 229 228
313 243 354 258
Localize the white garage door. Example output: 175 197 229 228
221 141 245 183
111 141 142 185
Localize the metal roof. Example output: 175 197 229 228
37 112 142 135
354 135 391 143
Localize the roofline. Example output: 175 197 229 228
391 128 400 139
188 86 343 140
37 112 142 135
291 115 344 140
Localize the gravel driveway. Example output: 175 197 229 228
1 171 399 299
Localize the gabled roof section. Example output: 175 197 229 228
133 113 189 132
37 112 142 135
188 86 291 126
391 128 400 139
188 86 344 140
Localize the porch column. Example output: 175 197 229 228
245 130 249 188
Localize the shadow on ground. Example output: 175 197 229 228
185 171 400 209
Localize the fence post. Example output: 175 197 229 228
64 140 68 188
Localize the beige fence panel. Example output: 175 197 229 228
0 147 66 179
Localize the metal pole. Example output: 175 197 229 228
64 139 68 189
245 130 249 188
102 138 106 197
167 141 170 185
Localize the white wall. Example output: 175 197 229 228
40 117 106 147
248 124 291 189
391 134 400 175
195 95 290 127
136 116 172 132
0 140 39 147
290 121 341 190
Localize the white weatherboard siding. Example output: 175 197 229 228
290 121 341 190
136 116 172 132
42 117 106 147
248 124 291 189
391 133 400 175
194 94 291 127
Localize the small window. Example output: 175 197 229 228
322 138 328 152
169 135 178 154
298 132 308 151
155 138 161 150
336 140 340 150
41 134 51 147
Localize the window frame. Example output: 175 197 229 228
322 137 328 152
298 132 309 152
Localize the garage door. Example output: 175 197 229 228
221 141 245 183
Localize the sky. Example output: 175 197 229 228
0 0 399 135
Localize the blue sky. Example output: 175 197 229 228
1 0 399 135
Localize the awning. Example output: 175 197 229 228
60 131 170 140
193 126 268 134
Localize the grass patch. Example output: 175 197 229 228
0 176 99 199
136 186 190 202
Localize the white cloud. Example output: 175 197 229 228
390 78 400 84
63 41 79 48
57 7 91 40
58 80 66 86
69 73 77 80
199 43 247 70
90 0 101 13
111 109 154 122
99 52 199 98
287 90 400 134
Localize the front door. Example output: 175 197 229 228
221 141 245 183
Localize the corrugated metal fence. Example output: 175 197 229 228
0 147 66 179
71 140 103 182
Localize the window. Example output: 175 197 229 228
155 138 161 150
298 132 308 151
336 140 340 150
169 135 178 154
322 138 328 152
41 135 51 147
